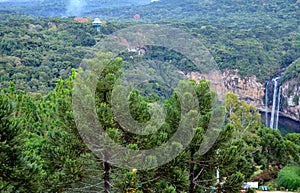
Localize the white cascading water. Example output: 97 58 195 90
265 81 269 127
269 77 280 129
275 86 282 129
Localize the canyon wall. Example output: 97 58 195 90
183 70 300 124
183 69 265 107
281 78 300 121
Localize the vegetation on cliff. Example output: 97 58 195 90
282 58 300 83
0 0 299 83
1 54 300 192
0 0 300 192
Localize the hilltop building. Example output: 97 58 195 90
92 18 102 31
127 46 147 56
74 18 90 23
133 14 141 20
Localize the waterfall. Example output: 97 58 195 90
265 81 269 127
269 77 280 129
275 86 282 129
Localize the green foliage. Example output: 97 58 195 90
90 0 299 81
0 0 299 188
281 58 300 83
286 133 300 147
155 180 177 193
0 78 89 192
218 172 244 193
0 0 150 17
278 165 300 191
252 166 280 185
265 179 280 191
143 45 198 72
247 188 257 193
71 51 252 192
258 128 282 166
1 0 300 94
225 92 261 139
0 91 21 191
115 169 140 193
224 93 263 179
1 51 300 192
0 16 97 94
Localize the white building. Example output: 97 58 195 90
92 18 102 31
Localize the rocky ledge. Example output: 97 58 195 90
181 69 300 125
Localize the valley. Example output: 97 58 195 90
0 0 300 192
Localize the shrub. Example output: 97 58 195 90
278 165 300 191
252 166 279 185
221 172 245 193
247 188 257 193
265 180 279 190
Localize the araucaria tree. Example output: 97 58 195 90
70 52 250 193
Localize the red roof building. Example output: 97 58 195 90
133 14 141 20
74 18 91 23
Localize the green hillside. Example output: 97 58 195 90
88 0 300 79
1 1 300 192
1 0 299 94
0 0 151 17
88 0 299 24
0 17 97 93
282 58 300 83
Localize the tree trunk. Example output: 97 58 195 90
103 90 110 193
189 149 195 193
104 161 111 193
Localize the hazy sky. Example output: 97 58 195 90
0 0 43 2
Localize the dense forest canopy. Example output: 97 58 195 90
0 0 299 91
0 0 152 17
1 54 300 192
1 0 300 192
282 58 300 83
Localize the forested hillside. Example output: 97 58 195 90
0 0 151 17
1 0 299 86
1 56 300 192
87 0 300 79
0 17 94 93
282 58 300 83
1 0 300 192
1 14 299 93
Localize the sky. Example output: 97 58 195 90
0 0 43 2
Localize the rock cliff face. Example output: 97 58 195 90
182 69 265 107
222 70 265 108
182 69 300 124
281 78 300 121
